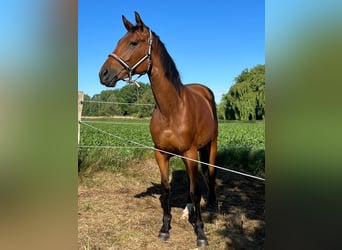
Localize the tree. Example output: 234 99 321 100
81 94 92 116
219 64 265 120
137 87 154 118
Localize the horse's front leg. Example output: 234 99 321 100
183 149 209 247
154 150 172 241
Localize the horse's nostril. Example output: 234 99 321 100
99 68 109 80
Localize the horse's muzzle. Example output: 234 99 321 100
99 67 119 87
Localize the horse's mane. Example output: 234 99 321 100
151 30 183 92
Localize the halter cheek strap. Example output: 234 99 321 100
108 29 153 87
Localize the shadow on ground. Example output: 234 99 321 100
134 167 265 249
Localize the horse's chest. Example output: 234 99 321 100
150 121 190 152
152 126 180 145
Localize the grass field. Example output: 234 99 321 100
78 118 265 177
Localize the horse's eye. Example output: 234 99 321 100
130 41 138 46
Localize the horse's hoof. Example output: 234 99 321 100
158 232 170 241
197 239 209 247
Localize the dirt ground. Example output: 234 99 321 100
78 159 265 250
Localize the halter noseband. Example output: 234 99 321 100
108 29 153 87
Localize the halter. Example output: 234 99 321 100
108 29 153 87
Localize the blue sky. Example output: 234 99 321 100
78 0 264 102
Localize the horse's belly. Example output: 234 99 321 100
195 119 217 146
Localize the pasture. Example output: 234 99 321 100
78 119 265 176
78 118 265 249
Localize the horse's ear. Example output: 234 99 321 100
122 15 133 31
134 11 145 30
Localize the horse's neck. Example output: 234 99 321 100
149 74 182 117
148 53 183 117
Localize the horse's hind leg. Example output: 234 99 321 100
200 140 217 209
181 176 193 220
154 150 172 241
183 149 208 247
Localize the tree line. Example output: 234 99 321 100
82 64 265 120
82 83 154 118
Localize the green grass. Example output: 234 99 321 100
78 118 265 177
217 121 265 177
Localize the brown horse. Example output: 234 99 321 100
99 12 218 247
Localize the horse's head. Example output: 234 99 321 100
99 12 152 87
